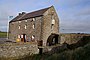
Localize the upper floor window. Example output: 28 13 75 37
18 25 21 29
51 19 55 30
18 21 21 23
25 20 27 22
52 19 55 25
32 24 35 29
33 18 35 21
24 24 27 29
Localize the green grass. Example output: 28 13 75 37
0 32 7 38
17 43 90 60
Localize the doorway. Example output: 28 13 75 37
21 34 26 42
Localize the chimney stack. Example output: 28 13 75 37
22 12 26 15
19 12 26 15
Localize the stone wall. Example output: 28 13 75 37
42 6 59 46
60 33 90 44
9 6 59 47
9 16 42 41
0 43 39 58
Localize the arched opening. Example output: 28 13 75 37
47 33 59 46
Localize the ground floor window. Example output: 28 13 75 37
18 35 21 38
31 35 35 40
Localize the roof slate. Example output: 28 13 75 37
10 7 50 23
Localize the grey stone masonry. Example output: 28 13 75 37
0 43 39 58
9 6 59 46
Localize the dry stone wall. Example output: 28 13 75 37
60 33 90 44
0 43 39 58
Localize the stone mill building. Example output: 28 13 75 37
9 6 59 46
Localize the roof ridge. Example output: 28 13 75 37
27 6 50 14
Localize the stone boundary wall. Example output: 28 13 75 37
60 33 90 44
0 43 39 58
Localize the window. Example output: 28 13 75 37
21 35 23 38
25 20 27 22
52 19 55 25
18 25 21 29
32 18 35 29
31 35 35 40
24 24 27 29
51 19 55 29
33 18 35 21
18 21 21 23
32 24 35 29
18 35 21 38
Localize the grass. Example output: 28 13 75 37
0 32 7 38
17 42 90 60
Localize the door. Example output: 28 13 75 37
21 34 26 42
23 34 26 42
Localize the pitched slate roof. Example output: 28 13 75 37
10 7 50 23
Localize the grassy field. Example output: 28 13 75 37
0 32 7 38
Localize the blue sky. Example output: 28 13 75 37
0 0 90 33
